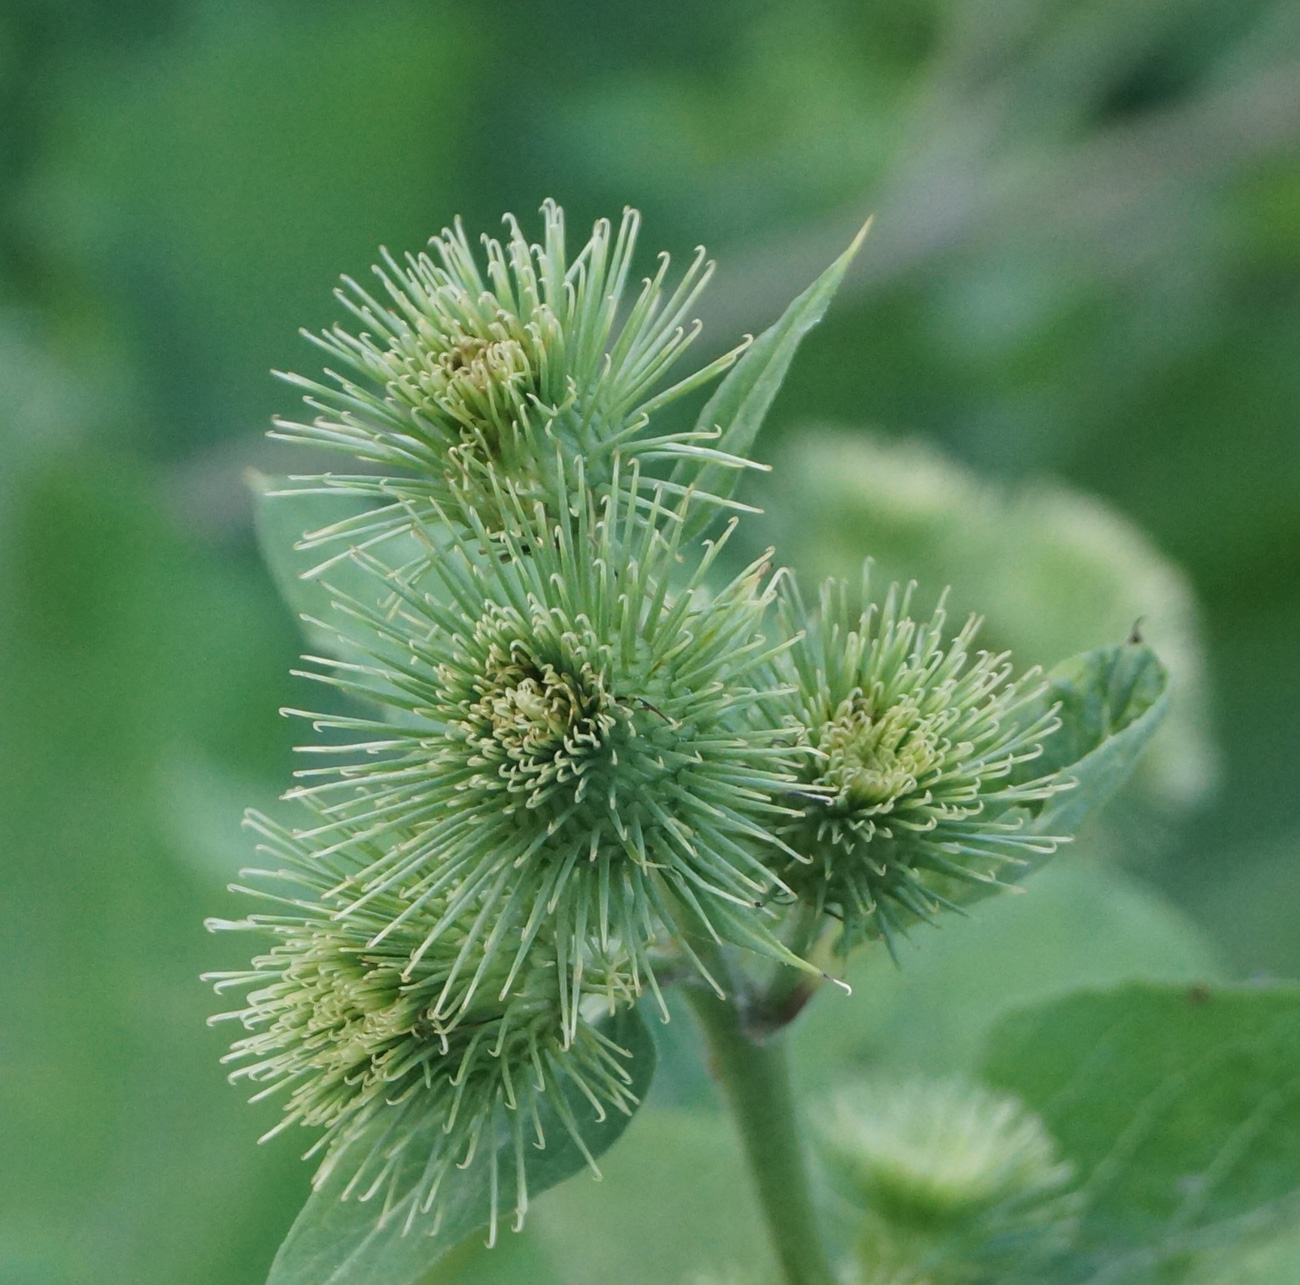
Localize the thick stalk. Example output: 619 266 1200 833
685 984 836 1285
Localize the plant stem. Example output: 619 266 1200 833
685 983 836 1285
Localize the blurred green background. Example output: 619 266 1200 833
1 2 1297 1282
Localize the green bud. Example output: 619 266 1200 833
206 813 639 1240
819 1078 1077 1282
776 569 1069 954
279 466 812 1026
272 200 752 551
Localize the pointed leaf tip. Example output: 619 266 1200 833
673 222 871 538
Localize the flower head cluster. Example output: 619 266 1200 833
215 205 835 1244
274 200 752 559
777 571 1068 953
212 204 1095 1255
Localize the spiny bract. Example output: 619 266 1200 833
207 814 640 1244
273 199 755 563
777 570 1069 953
282 465 810 1025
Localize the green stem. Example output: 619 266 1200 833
685 983 836 1285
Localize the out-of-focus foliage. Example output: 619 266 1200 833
1 0 1297 1281
0 438 308 1284
982 984 1300 1281
490 858 1225 1285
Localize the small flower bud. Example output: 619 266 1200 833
819 1078 1077 1282
272 200 750 550
281 469 811 1022
207 813 639 1240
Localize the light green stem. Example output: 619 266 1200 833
685 984 837 1285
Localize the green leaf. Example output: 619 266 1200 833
267 1007 657 1285
672 222 869 538
422 1228 566 1285
1022 641 1171 838
790 857 1221 1096
980 983 1300 1279
1188 1218 1300 1285
252 473 376 652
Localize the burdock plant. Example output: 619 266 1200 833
209 203 1170 1285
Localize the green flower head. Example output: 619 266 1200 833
820 1078 1077 1281
282 467 810 1024
273 200 753 555
207 813 640 1243
777 569 1068 952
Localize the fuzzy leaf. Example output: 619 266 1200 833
1022 641 1171 838
265 1007 656 1285
980 983 1300 1280
672 222 868 538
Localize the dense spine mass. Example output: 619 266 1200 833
271 200 755 560
278 469 809 1024
210 816 639 1244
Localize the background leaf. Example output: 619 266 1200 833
267 1005 657 1285
251 475 370 650
789 857 1222 1097
980 983 1300 1281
